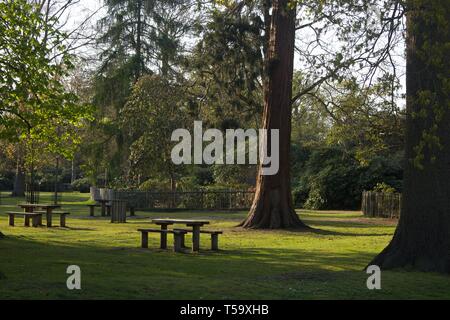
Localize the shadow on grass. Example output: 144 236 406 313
62 227 98 231
300 215 397 229
287 227 394 237
0 234 375 276
2 233 450 300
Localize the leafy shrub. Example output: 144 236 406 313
177 176 202 191
0 175 13 191
71 178 91 193
292 146 403 210
372 182 397 193
139 179 170 191
303 183 327 210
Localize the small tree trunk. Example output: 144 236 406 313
240 0 308 229
368 3 450 273
12 158 25 197
170 173 176 208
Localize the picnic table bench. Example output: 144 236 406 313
138 228 189 252
151 219 209 252
6 212 42 227
35 211 70 227
174 229 223 251
18 204 61 227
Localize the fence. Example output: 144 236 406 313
361 191 402 219
91 187 255 211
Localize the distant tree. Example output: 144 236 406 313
92 0 199 184
186 3 266 129
120 75 189 191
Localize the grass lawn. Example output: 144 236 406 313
0 192 449 300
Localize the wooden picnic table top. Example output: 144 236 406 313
151 218 210 226
19 204 61 209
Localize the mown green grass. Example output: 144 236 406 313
0 192 449 300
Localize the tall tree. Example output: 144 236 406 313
240 0 308 228
120 75 188 190
186 4 265 129
92 0 198 185
369 0 450 273
237 0 407 229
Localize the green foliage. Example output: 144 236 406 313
121 74 189 183
0 175 13 191
212 164 255 189
372 182 397 193
292 146 403 210
71 178 92 193
0 0 93 158
88 0 200 186
139 178 171 191
177 176 202 191
186 5 264 129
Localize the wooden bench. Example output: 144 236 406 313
6 212 42 227
138 228 188 253
35 211 70 227
174 229 223 251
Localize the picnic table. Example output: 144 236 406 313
18 204 61 227
150 219 210 252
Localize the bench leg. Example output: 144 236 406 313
107 206 111 216
46 212 52 227
160 233 167 250
89 206 95 217
141 232 148 248
192 225 200 252
60 214 66 227
101 205 106 217
8 214 14 227
180 233 186 248
211 234 219 251
130 207 135 216
160 226 168 249
24 215 30 227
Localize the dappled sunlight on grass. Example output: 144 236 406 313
0 193 449 299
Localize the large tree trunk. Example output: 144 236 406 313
12 158 25 197
240 0 308 229
369 3 450 273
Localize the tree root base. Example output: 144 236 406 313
368 243 450 274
